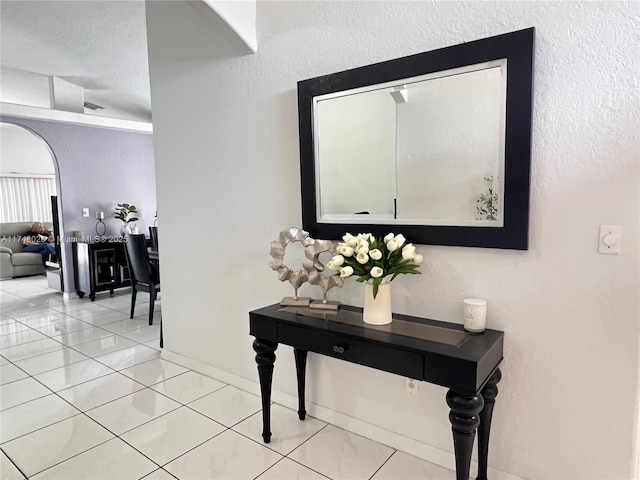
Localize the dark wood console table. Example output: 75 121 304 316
72 241 130 301
249 303 503 480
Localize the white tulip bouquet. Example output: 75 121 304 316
327 232 422 298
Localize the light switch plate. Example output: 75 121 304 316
598 225 621 254
82 208 90 217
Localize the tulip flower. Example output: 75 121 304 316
402 243 416 260
330 232 421 286
342 233 357 247
370 266 383 278
356 252 369 264
340 266 354 277
327 254 344 271
369 249 382 260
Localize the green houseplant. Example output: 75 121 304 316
476 176 498 221
114 203 139 234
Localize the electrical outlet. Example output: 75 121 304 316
405 378 419 394
82 208 90 217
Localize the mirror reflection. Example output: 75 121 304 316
299 27 534 249
315 60 506 227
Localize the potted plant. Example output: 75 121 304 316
114 203 139 234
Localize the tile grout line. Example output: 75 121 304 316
1 327 161 388
3 280 418 480
118 409 227 473
2 349 337 480
0 445 28 480
284 457 334 480
367 449 398 480
9 360 226 477
3 382 176 477
1 322 159 368
0 318 160 452
1 359 154 447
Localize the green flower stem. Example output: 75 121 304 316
337 233 423 299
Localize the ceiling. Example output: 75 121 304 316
0 0 152 123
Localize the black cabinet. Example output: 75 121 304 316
72 241 131 300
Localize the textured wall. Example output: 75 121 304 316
146 2 639 478
0 116 156 293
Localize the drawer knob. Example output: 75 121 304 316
333 344 348 354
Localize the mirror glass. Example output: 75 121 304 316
298 28 534 249
315 59 506 227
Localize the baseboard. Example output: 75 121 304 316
161 349 525 479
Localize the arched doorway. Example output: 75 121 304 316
0 121 64 289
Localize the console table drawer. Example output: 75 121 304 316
279 324 423 379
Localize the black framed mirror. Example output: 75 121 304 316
298 28 534 249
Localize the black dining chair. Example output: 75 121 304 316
149 226 159 252
124 234 160 326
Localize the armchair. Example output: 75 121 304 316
0 222 53 279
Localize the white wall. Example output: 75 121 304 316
203 0 256 52
0 67 51 109
0 122 55 175
146 2 639 479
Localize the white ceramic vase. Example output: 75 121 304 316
363 281 392 325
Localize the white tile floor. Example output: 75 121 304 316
0 275 456 479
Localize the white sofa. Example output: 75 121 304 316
0 222 54 279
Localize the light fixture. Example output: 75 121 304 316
390 86 408 104
84 101 105 111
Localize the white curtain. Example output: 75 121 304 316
0 176 57 223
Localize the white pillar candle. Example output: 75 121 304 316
463 298 487 333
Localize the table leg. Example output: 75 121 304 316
447 390 484 480
293 349 307 420
253 338 277 443
476 368 502 480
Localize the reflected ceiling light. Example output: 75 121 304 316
390 86 408 104
84 101 105 111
